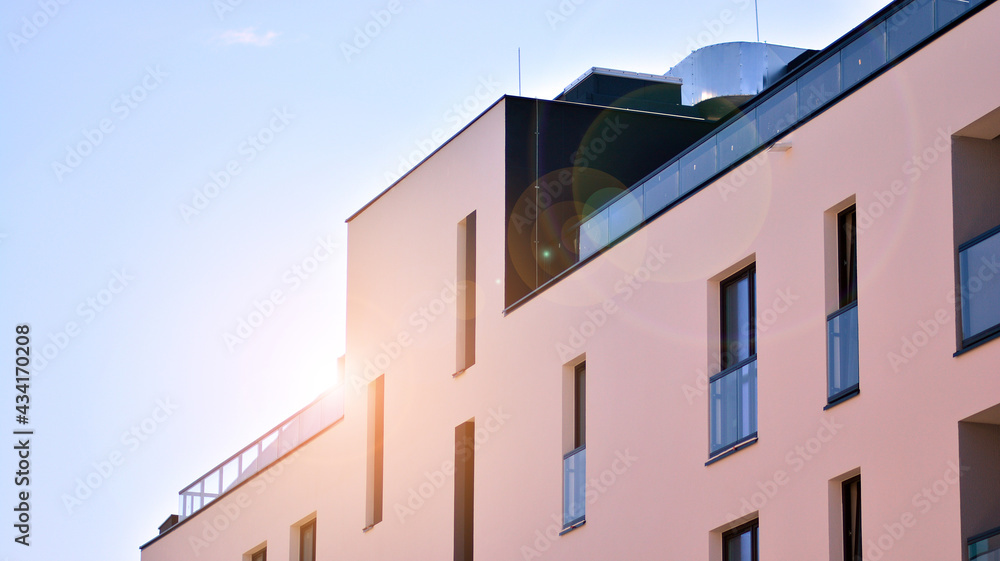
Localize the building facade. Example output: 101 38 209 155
141 0 1000 559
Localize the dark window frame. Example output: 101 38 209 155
838 206 858 308
720 264 756 369
722 518 759 561
842 475 862 561
958 222 1000 350
299 519 316 561
574 362 586 449
252 548 267 561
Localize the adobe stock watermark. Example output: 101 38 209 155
223 234 340 352
7 0 72 53
61 397 179 514
188 449 304 556
887 247 998 372
52 65 167 182
519 449 638 560
34 269 136 373
394 407 511 523
382 76 500 187
861 461 967 561
681 286 800 404
340 0 402 63
348 279 462 393
179 107 295 222
212 0 248 21
556 245 670 362
724 416 844 522
667 0 754 64
545 0 587 30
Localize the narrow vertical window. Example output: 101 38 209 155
563 362 586 529
365 375 384 529
457 211 477 373
723 519 759 561
299 520 316 561
711 265 757 456
842 476 862 561
252 548 266 561
454 420 475 561
828 206 860 404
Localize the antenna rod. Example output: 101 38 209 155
518 48 522 96
754 0 760 42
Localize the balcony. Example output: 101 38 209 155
578 0 992 262
563 445 586 529
710 358 758 457
178 388 344 520
827 301 860 404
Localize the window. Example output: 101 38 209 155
251 549 266 561
299 520 315 561
454 420 475 561
828 206 860 404
969 526 1000 561
842 476 862 561
457 211 477 373
723 519 759 561
711 265 758 456
563 362 586 529
365 375 384 529
959 224 1000 348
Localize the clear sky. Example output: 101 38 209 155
0 0 887 559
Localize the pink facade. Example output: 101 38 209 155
141 1 1000 560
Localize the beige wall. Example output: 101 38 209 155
142 3 1000 560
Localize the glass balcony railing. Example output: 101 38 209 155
178 388 344 520
710 358 757 456
960 225 1000 347
577 0 992 262
828 301 860 402
563 446 586 528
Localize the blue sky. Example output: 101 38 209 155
0 0 887 559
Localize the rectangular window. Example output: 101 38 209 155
711 265 758 456
457 212 477 373
959 225 1000 348
564 362 586 528
299 520 315 561
843 476 862 561
251 549 266 561
723 519 759 561
828 206 860 404
455 420 475 561
365 375 384 529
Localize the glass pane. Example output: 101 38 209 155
798 56 841 118
563 447 586 526
841 22 887 90
609 190 643 241
724 277 751 364
579 209 609 260
642 163 679 219
828 305 860 397
888 0 935 59
680 138 718 195
222 457 240 491
740 361 758 439
960 230 1000 341
725 528 754 561
711 370 739 452
758 86 797 142
717 110 758 170
937 0 971 29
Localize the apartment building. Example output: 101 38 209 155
140 0 1000 559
